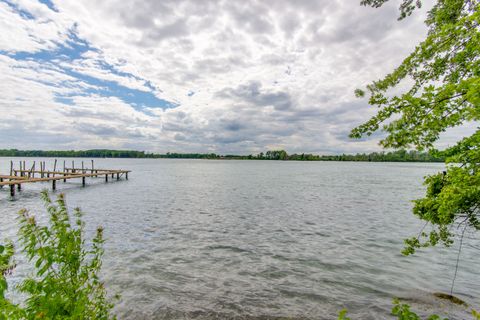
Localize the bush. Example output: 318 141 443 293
0 191 116 319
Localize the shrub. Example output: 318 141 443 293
0 191 116 319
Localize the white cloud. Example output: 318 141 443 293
0 0 448 154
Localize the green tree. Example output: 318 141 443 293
352 0 480 254
0 191 116 319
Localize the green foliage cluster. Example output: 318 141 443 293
0 149 443 162
301 149 443 162
361 0 423 20
0 191 116 320
339 299 480 320
391 299 447 320
0 149 147 158
352 0 480 253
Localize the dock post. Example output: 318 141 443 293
10 184 15 197
0 177 3 188
72 161 75 173
17 183 21 191
52 180 56 190
91 160 94 174
126 172 128 180
63 174 66 183
116 172 119 180
82 176 86 187
53 159 57 177
111 173 114 179
105 174 108 182
82 161 84 174
10 161 13 176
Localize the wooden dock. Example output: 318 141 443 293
0 160 130 197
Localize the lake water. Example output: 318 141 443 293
0 158 479 319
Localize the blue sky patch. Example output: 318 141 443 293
1 1 176 113
1 0 35 19
38 0 58 12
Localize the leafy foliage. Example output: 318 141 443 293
337 309 351 320
473 309 480 320
0 191 116 320
352 0 480 253
361 0 423 20
391 299 447 320
0 242 23 320
339 300 464 320
0 148 443 162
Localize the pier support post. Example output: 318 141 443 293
82 176 86 187
111 173 114 179
52 180 56 191
10 184 15 197
63 174 66 183
17 183 21 191
116 173 119 180
126 172 128 180
105 174 108 182
0 177 3 188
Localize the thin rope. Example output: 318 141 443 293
450 224 467 296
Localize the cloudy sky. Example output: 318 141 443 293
0 0 441 154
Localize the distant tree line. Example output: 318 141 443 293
0 149 444 162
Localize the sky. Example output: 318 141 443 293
0 0 452 154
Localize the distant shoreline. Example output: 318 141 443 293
0 149 444 162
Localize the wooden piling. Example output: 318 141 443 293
10 184 15 197
52 179 56 190
105 174 108 182
116 172 119 180
53 159 57 177
82 176 86 187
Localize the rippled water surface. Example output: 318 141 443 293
1 158 479 319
